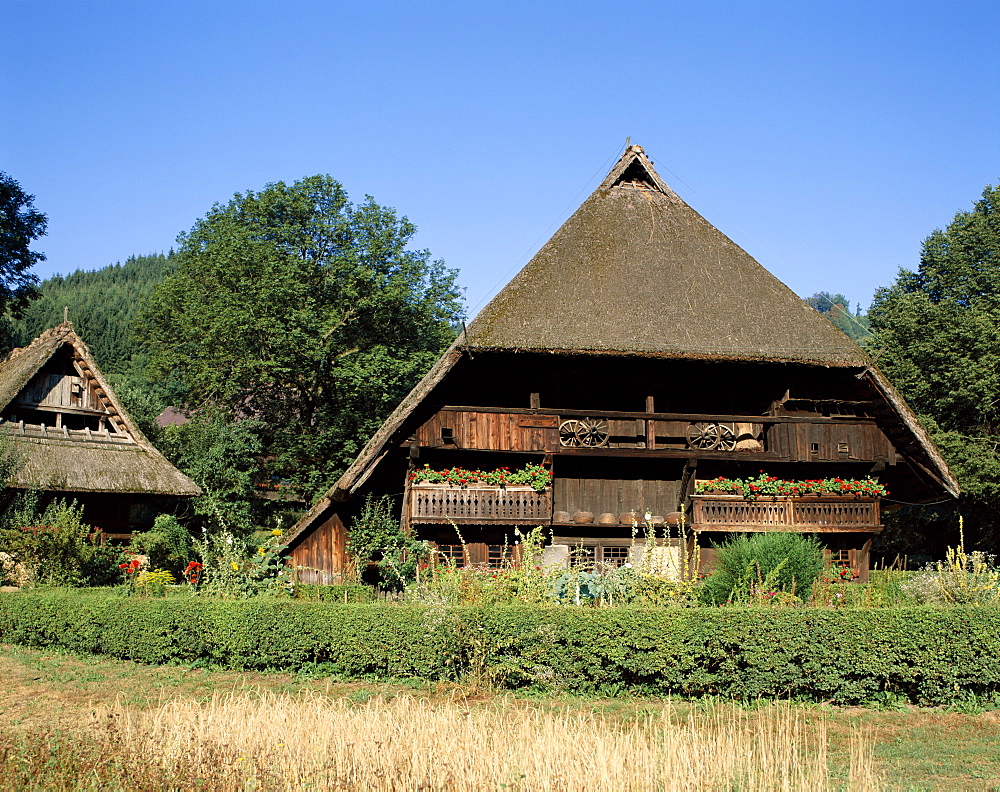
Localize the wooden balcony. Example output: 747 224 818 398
408 484 552 525
690 495 881 533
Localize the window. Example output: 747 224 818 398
565 543 633 571
435 544 464 564
600 545 630 569
487 544 515 569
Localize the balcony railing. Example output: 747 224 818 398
408 484 552 525
690 495 881 532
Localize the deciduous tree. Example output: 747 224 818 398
139 175 463 499
869 183 1000 547
0 171 45 324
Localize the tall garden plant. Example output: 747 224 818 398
700 532 825 604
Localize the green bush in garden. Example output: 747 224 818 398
128 514 194 576
700 532 826 605
2 589 999 706
0 496 122 587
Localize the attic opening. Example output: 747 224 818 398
2 343 134 442
611 158 662 193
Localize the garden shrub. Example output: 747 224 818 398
192 528 291 597
701 532 825 604
0 496 122 587
128 514 194 576
293 583 374 603
903 545 1000 605
2 590 1000 706
346 495 430 587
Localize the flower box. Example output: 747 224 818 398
408 483 552 525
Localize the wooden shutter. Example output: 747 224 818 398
465 543 488 566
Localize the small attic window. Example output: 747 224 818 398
611 158 661 192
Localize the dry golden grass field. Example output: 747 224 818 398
2 644 999 791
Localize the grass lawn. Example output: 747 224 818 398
2 643 999 790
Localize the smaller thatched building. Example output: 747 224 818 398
0 322 200 539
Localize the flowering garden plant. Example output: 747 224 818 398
828 564 860 582
410 463 552 492
695 472 887 500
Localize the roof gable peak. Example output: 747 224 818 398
599 144 674 196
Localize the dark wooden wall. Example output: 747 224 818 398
554 477 680 520
768 423 893 462
290 513 348 584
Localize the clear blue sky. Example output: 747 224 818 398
4 0 998 317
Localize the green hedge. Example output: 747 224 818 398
292 583 374 603
2 591 999 705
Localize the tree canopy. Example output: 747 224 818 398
804 291 871 343
869 183 1000 547
0 171 45 322
138 175 464 498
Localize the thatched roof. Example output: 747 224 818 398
0 323 201 496
466 145 868 365
285 145 957 546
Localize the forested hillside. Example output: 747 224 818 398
7 252 175 377
804 292 871 343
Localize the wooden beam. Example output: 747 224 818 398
693 525 882 533
645 396 655 449
557 447 789 462
12 401 111 418
410 517 553 526
438 405 878 425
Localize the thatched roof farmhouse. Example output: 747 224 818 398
0 322 200 539
286 145 957 582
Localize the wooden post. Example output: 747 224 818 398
679 458 697 511
401 443 419 536
645 395 655 450
530 392 540 410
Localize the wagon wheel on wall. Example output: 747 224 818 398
559 419 583 447
716 423 737 452
687 422 721 451
575 418 610 447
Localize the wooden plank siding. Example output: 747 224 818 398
290 512 348 583
766 422 894 462
413 407 895 463
554 477 680 521
15 370 108 414
414 410 557 452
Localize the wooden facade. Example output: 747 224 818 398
286 144 958 582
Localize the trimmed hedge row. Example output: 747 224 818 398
2 591 999 705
